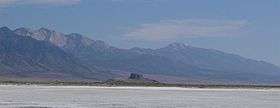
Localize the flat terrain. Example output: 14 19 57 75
0 85 280 108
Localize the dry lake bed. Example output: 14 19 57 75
0 85 280 108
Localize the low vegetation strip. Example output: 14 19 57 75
1 80 280 89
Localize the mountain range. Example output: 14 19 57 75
1 26 280 85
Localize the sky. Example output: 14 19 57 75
0 0 279 66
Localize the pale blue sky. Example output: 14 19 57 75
0 0 279 66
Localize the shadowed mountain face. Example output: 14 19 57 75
14 28 207 77
4 27 280 84
156 43 280 75
0 27 114 81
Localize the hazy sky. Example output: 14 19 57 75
0 0 279 66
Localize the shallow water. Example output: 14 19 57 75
0 85 279 108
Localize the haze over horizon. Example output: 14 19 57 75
0 0 279 66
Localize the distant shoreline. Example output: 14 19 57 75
1 80 280 90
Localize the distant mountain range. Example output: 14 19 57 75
1 26 280 85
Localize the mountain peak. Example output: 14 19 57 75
0 26 13 35
14 27 32 34
0 26 11 31
38 27 52 32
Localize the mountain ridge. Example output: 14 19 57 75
1 26 280 85
0 27 115 81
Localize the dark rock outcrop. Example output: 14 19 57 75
129 73 144 80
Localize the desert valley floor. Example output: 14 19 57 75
0 85 279 108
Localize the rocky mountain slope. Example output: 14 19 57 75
1 26 280 85
0 27 113 81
